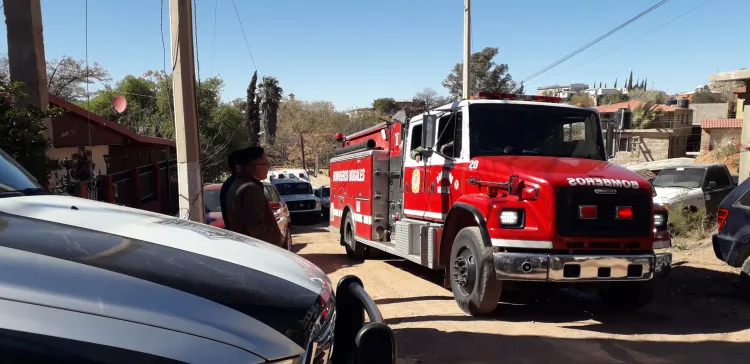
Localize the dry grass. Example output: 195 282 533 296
667 202 716 249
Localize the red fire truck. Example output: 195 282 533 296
328 92 672 316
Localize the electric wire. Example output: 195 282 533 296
521 0 671 84
231 0 258 71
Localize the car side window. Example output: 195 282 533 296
263 186 272 201
705 167 731 189
270 187 282 202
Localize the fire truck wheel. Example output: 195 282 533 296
343 213 368 260
449 227 502 316
598 280 655 311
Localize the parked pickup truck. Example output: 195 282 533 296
652 163 736 214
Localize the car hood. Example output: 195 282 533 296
653 186 699 204
0 195 331 357
471 156 650 190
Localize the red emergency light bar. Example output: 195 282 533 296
471 92 562 103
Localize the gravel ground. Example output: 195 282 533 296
292 224 750 364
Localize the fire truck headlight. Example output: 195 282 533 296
499 209 523 228
654 213 666 228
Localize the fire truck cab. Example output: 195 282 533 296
329 92 672 316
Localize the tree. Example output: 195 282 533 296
442 47 517 99
259 76 283 146
0 78 63 186
569 93 594 107
627 71 633 90
599 91 629 106
613 78 618 88
372 97 397 114
629 89 668 104
245 72 260 146
632 101 664 129
84 75 159 135
46 56 111 102
0 54 111 103
413 88 454 109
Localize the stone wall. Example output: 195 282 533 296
611 135 670 164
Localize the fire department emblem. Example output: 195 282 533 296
411 170 420 194
454 179 460 190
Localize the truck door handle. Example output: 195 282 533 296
429 182 435 192
705 194 711 201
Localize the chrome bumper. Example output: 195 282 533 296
493 252 660 282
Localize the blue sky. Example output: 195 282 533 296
1 0 747 110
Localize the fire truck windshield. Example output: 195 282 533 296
469 103 606 160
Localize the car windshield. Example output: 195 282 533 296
469 103 605 160
203 189 221 212
653 168 705 188
321 187 330 197
0 149 44 193
275 182 312 195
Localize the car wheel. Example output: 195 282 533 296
449 226 502 316
284 225 293 251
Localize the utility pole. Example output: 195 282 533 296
462 0 471 99
169 0 204 222
300 134 307 172
3 0 50 135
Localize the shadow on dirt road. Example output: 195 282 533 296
394 327 748 364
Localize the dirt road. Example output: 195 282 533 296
292 224 750 364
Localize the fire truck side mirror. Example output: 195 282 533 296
422 114 437 151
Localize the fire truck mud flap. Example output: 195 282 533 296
493 253 660 282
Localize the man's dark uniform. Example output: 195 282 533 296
225 176 283 246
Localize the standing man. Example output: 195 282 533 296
225 147 283 246
219 149 243 230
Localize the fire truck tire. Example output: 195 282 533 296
343 213 368 260
449 227 502 316
598 280 655 311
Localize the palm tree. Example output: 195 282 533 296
632 101 664 129
258 76 283 145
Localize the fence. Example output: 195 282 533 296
51 159 178 216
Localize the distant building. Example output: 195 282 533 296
536 83 588 98
597 100 693 164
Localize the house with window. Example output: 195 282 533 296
47 95 176 186
699 86 746 151
597 100 693 164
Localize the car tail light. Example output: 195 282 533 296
717 208 729 231
578 205 597 219
269 201 282 210
616 206 633 220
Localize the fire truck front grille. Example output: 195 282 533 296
555 187 651 238
288 200 316 211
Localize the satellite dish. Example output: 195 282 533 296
112 95 127 113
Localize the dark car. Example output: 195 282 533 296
0 148 395 363
712 176 750 299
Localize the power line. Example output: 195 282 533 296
521 0 671 84
230 0 258 71
526 0 713 87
